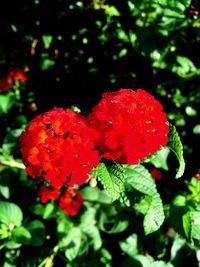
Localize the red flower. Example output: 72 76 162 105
195 173 200 180
20 108 100 187
38 185 60 203
150 168 162 180
0 68 28 94
194 169 200 180
59 188 83 216
0 80 12 93
88 89 169 164
7 68 27 82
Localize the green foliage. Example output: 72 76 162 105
124 165 165 235
26 220 46 247
95 161 125 201
0 93 15 114
167 124 185 178
0 201 23 227
144 146 170 171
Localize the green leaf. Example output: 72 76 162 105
0 178 11 199
149 261 174 267
80 186 112 204
187 177 200 195
62 227 83 261
182 0 192 8
182 212 191 239
125 165 156 196
119 234 138 257
173 56 197 77
0 93 15 114
80 207 96 227
99 206 129 234
134 196 151 215
105 5 120 16
29 203 45 217
196 250 200 266
143 146 170 171
185 106 197 116
29 202 55 219
167 124 185 178
27 220 46 247
57 212 73 239
131 254 154 266
163 8 185 19
43 202 55 219
79 208 102 250
40 58 55 71
193 124 200 135
125 165 164 234
190 212 200 240
169 205 188 237
3 262 17 267
172 195 186 206
2 128 23 153
12 226 31 245
83 224 102 250
42 35 53 49
170 235 186 262
100 248 112 266
99 212 129 233
0 201 23 227
119 48 128 58
96 162 125 201
143 193 165 235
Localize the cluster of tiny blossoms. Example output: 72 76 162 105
0 68 27 93
88 89 169 164
20 88 169 215
20 108 100 187
38 186 83 216
20 108 99 215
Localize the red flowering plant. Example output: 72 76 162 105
38 185 83 216
59 188 83 216
0 67 28 115
38 185 61 204
20 108 100 188
19 107 99 216
18 88 185 230
88 89 169 164
6 68 27 83
0 87 187 265
0 68 27 94
150 168 162 180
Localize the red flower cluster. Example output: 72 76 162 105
20 88 169 216
20 108 100 187
59 188 83 216
0 68 27 93
0 80 11 94
38 185 83 216
150 168 162 180
7 68 27 83
88 89 169 164
38 185 60 203
194 169 200 180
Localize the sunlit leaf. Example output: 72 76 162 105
167 124 185 178
125 165 165 234
0 201 23 227
96 162 125 201
27 220 46 247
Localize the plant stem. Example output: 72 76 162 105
1 159 25 169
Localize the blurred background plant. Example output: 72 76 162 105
1 0 200 266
